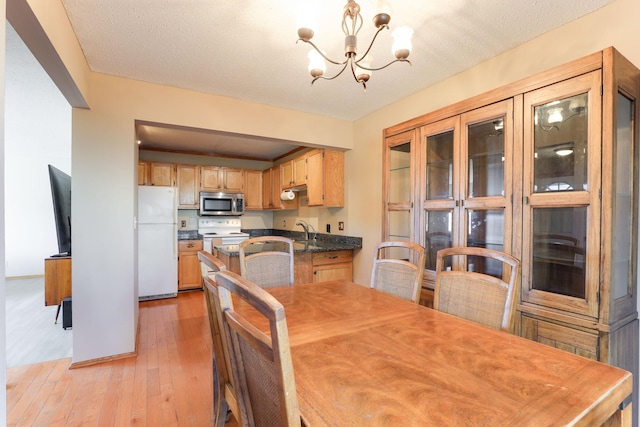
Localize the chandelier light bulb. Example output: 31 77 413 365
392 26 413 59
297 4 317 41
372 0 392 27
307 50 326 78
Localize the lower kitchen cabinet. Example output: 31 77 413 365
178 240 203 291
312 250 353 283
215 249 354 284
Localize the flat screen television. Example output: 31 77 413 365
48 165 71 256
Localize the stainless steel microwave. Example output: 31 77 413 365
199 192 244 216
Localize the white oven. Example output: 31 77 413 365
198 217 249 254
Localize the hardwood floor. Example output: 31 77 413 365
6 289 238 426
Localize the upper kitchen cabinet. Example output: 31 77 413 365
201 166 244 192
307 149 344 207
262 166 298 210
149 162 175 186
281 154 308 189
176 164 200 209
244 169 263 210
138 161 149 185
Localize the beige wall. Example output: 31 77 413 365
349 0 640 283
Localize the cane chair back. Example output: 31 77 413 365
199 251 233 427
239 236 295 288
434 247 520 332
370 241 426 303
216 270 301 427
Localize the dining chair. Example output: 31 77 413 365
239 236 295 288
215 270 302 427
370 241 426 303
434 247 520 332
198 251 235 427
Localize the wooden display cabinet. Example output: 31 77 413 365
383 47 639 421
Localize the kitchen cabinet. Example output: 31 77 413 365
312 250 353 282
382 47 639 418
176 164 199 209
201 166 244 192
261 166 298 210
281 154 308 189
244 169 262 210
149 162 175 186
138 161 150 185
306 149 344 207
215 248 353 284
178 240 203 291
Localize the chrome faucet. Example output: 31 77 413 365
295 219 316 241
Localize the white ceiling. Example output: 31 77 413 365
34 1 618 160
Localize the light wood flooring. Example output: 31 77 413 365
5 277 72 368
6 289 236 426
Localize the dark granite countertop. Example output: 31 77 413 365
177 230 202 240
215 230 362 257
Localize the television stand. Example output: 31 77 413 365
44 256 72 323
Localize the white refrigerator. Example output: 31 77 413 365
138 186 178 300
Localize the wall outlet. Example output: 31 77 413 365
180 219 187 228
283 219 287 228
338 221 344 230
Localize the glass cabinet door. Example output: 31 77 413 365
521 71 602 318
457 100 514 278
383 129 417 249
419 100 513 282
420 117 459 280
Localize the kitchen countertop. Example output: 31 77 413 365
177 230 202 240
215 232 362 256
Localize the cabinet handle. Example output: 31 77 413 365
328 255 338 259
187 244 194 248
313 271 317 275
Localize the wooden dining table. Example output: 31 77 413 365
232 280 632 426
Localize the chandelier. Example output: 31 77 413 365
296 0 414 89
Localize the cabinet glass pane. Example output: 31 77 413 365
533 93 588 193
424 210 452 271
426 130 453 200
467 119 504 198
532 207 587 298
389 142 411 203
388 210 410 241
467 209 504 277
612 93 634 299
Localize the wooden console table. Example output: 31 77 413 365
44 256 71 322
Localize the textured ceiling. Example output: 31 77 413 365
56 0 614 159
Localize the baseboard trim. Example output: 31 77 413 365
69 351 137 369
5 274 45 280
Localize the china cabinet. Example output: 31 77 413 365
383 48 639 417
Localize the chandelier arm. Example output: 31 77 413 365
348 60 367 90
354 25 388 62
297 39 347 66
356 58 411 72
311 62 351 85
